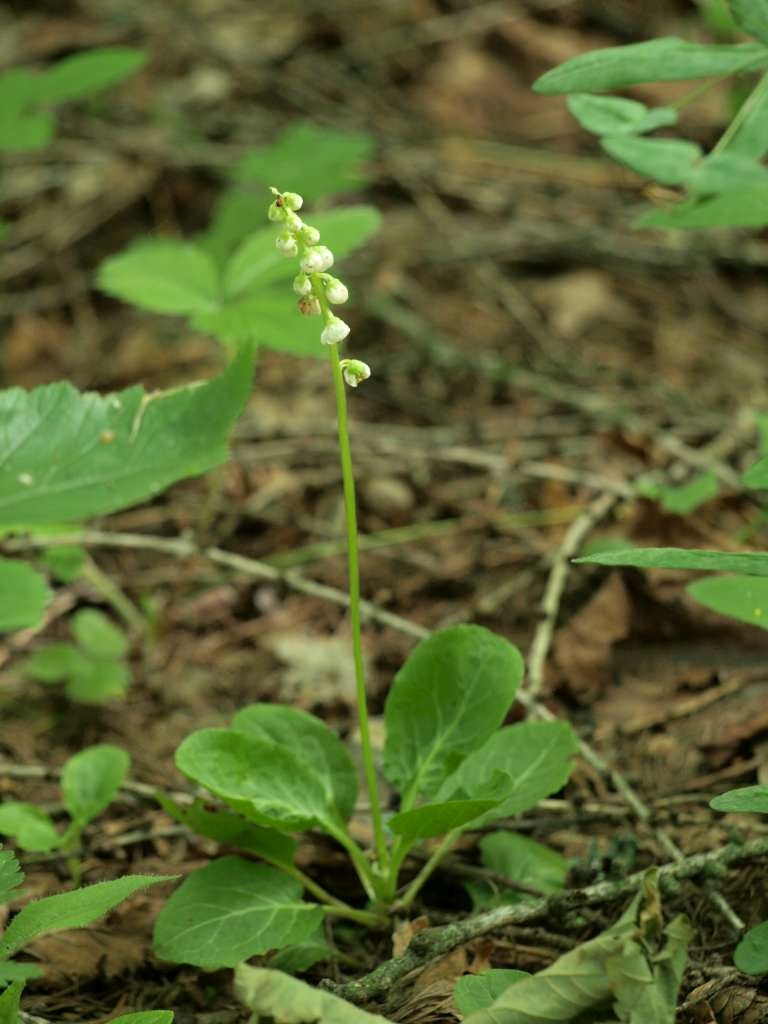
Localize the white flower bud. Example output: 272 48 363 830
325 277 349 304
298 295 321 316
299 223 321 245
276 232 298 257
321 316 351 346
340 358 371 387
267 202 283 222
301 245 334 274
284 211 303 232
293 273 312 295
282 191 303 211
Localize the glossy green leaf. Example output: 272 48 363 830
388 800 499 843
222 206 380 298
576 547 768 576
61 744 129 826
0 344 253 525
734 921 768 974
98 240 220 315
730 1 768 45
234 964 392 1023
0 803 60 853
0 981 23 1024
232 122 373 203
41 545 86 583
35 47 146 104
635 472 718 514
437 721 578 828
156 794 297 867
383 625 525 801
0 874 175 957
686 153 768 194
71 610 128 658
688 575 768 629
153 856 323 968
533 39 768 94
467 832 567 910
710 785 768 813
0 848 24 905
109 1013 174 1024
232 704 358 822
0 559 50 632
601 136 702 185
566 94 677 136
191 289 326 356
175 728 343 834
637 187 768 228
454 970 528 1016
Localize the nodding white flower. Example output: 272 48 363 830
340 358 371 387
293 273 313 296
276 232 298 257
321 316 351 346
282 191 303 211
325 277 349 304
299 224 321 245
301 245 334 274
298 295 321 316
284 210 303 232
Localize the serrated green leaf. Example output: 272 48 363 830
156 794 297 867
232 122 373 203
383 626 525 802
710 784 768 813
153 856 324 968
65 657 130 702
71 610 127 658
232 704 358 822
0 344 253 525
388 800 499 843
734 920 768 974
40 545 86 583
0 559 50 632
454 970 528 1016
0 804 60 853
222 206 380 298
467 832 567 910
109 1013 174 1024
0 980 22 1024
688 575 768 629
234 964 392 1023
0 848 24 906
98 240 220 315
601 136 702 185
61 744 129 826
636 187 768 228
566 94 677 136
0 874 176 957
730 0 768 45
575 547 768 575
533 38 768 94
437 721 578 828
191 289 326 356
175 729 343 834
35 47 146 104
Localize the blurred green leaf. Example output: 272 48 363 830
98 240 220 315
35 47 146 104
687 575 768 629
0 559 50 632
71 610 128 658
601 136 702 185
567 94 676 136
734 921 768 975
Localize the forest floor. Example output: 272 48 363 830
3 0 768 1021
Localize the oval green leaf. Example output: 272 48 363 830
383 625 524 801
61 744 130 826
688 575 768 630
731 1 768 45
735 921 768 975
153 857 324 968
710 785 768 814
0 559 50 632
388 799 499 843
98 240 220 315
575 547 768 576
601 136 702 186
567 95 676 136
454 970 528 1015
0 803 60 853
71 610 128 658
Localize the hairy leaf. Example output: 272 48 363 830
383 625 524 801
153 857 323 968
534 38 768 94
0 848 24 906
234 964 392 1023
0 344 253 525
232 704 358 822
61 744 130 826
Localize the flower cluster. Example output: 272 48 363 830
268 187 371 385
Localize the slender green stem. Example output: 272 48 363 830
282 862 384 927
81 558 145 635
395 830 461 911
312 276 388 875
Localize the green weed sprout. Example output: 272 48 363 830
151 190 578 971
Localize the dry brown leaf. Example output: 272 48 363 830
392 915 430 958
